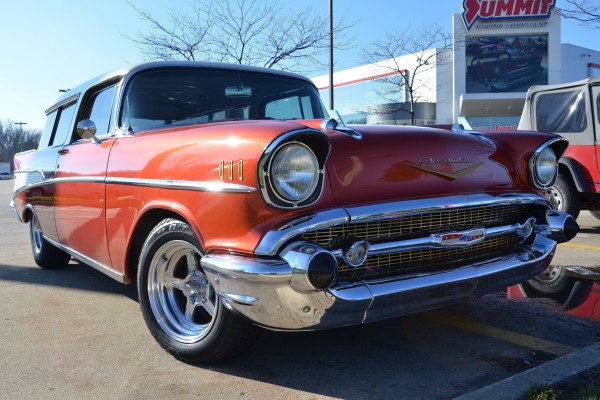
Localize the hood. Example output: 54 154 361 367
324 125 517 207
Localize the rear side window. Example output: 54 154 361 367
38 111 58 149
52 103 77 146
534 89 587 133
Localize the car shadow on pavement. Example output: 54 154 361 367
198 312 510 400
0 260 138 301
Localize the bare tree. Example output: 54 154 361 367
127 1 213 61
128 0 352 73
0 120 41 165
362 25 454 125
557 0 600 28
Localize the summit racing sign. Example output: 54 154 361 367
462 0 556 30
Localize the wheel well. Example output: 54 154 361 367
558 158 592 193
125 209 186 284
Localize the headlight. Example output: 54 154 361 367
258 129 330 209
271 142 319 202
531 146 557 188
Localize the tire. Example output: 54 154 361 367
137 218 258 363
528 264 577 298
29 213 71 269
545 175 581 219
590 210 600 221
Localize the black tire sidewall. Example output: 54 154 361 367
549 175 581 219
29 216 70 269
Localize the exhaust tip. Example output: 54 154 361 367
563 215 579 242
541 210 580 243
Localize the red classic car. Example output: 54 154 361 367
11 62 579 363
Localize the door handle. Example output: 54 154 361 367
58 149 69 155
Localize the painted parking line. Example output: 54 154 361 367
560 242 600 251
422 311 577 357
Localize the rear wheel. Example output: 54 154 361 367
528 264 577 301
545 175 580 219
137 218 258 363
590 210 600 221
29 213 71 269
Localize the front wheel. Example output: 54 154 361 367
590 210 600 221
545 175 580 219
138 218 258 363
29 213 71 269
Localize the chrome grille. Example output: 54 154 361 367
299 203 533 282
302 203 532 247
337 234 521 281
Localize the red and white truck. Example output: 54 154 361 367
519 76 600 220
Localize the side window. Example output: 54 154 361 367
265 95 315 120
37 110 58 149
52 103 77 147
597 92 600 123
83 85 116 136
534 89 587 133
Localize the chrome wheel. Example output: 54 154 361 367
534 264 562 284
29 212 71 269
147 240 217 344
30 214 44 255
545 186 563 211
139 219 258 362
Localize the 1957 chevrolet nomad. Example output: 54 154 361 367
11 61 578 362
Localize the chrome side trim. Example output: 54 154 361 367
105 177 256 193
53 176 106 184
255 193 550 256
12 175 256 197
44 236 125 283
13 170 46 194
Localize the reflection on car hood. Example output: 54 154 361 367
323 125 515 207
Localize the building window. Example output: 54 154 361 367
319 75 405 124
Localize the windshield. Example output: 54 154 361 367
120 68 327 131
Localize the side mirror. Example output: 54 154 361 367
76 119 101 144
320 118 338 130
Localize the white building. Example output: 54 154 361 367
312 1 600 129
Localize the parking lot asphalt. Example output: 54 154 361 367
1 180 599 399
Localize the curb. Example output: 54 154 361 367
454 342 600 400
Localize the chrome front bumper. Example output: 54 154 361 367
200 195 578 331
202 234 556 330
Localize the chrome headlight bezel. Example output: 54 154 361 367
270 142 320 203
528 138 564 189
258 129 330 209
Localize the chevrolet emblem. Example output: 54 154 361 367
401 161 484 180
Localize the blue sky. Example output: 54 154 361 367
0 0 597 130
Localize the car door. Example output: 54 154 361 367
54 83 118 269
19 100 79 243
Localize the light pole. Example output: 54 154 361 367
328 0 334 110
15 122 27 152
